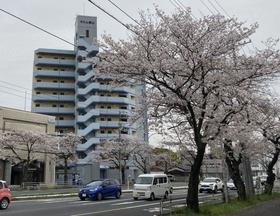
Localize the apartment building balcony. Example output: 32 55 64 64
33 82 75 90
77 109 131 123
77 123 100 137
77 83 136 95
34 70 75 78
55 120 75 127
33 94 75 102
78 96 135 109
76 137 100 151
99 121 131 128
34 58 75 67
77 71 95 83
32 107 75 114
76 38 99 57
76 62 92 72
95 133 119 139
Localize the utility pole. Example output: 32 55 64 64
222 159 229 203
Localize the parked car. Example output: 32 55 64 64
199 177 224 193
133 173 171 200
167 175 175 182
227 179 236 190
78 179 121 201
0 180 12 210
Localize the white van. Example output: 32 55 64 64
133 174 171 201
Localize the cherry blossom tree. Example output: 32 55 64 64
0 130 55 184
91 135 139 184
97 8 280 211
132 141 152 174
53 133 81 184
251 98 280 195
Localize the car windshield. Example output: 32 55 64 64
136 177 153 184
203 178 216 183
86 180 103 186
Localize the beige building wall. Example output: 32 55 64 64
0 106 56 186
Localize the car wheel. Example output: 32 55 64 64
133 197 138 200
169 187 173 194
115 190 121 199
150 193 155 201
164 191 169 199
0 198 9 210
213 186 218 194
96 192 103 201
80 197 86 201
199 189 203 193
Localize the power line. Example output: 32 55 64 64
0 80 32 92
212 0 231 18
87 0 131 32
107 0 140 26
0 85 32 96
199 0 215 15
0 8 77 48
206 0 221 14
0 89 30 100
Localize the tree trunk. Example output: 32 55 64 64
64 158 68 184
264 149 280 195
224 141 246 200
186 144 206 213
121 166 125 185
21 163 29 187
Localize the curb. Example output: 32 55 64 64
13 186 188 201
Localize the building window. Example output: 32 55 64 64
119 94 126 98
61 57 65 60
120 106 127 110
100 105 105 109
54 68 58 71
120 118 127 122
52 105 57 107
54 57 58 59
35 104 40 107
60 80 64 83
100 130 105 134
60 92 64 95
100 117 105 121
59 117 64 120
100 82 105 85
53 92 57 95
60 104 64 108
53 80 58 83
36 92 40 94
100 94 105 97
107 106 111 109
108 131 112 134
61 69 65 71
86 30 89 38
37 80 41 82
37 68 42 70
38 56 42 58
121 130 128 134
107 118 112 121
59 130 64 134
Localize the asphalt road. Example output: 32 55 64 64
2 190 225 216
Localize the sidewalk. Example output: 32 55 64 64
230 199 280 216
11 182 188 200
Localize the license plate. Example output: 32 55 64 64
82 193 87 197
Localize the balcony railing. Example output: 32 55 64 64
32 107 75 114
33 94 75 102
33 82 75 89
34 70 75 78
34 58 75 67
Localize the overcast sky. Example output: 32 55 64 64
0 0 280 112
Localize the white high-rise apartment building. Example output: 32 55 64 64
31 16 147 178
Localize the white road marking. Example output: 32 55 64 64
111 201 144 206
79 198 133 206
71 198 187 216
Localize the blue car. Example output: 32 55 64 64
79 179 121 201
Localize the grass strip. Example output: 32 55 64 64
171 193 280 216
